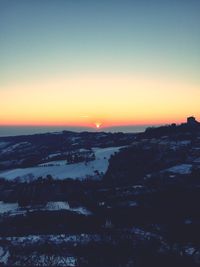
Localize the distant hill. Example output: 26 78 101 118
139 116 200 139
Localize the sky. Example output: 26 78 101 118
0 0 200 128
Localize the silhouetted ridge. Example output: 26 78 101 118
139 116 200 139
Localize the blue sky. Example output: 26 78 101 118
0 0 200 126
1 0 200 82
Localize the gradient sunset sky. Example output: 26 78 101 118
0 0 200 128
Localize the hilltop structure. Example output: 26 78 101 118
187 116 199 126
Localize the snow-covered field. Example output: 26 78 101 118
0 234 101 245
164 164 192 175
0 201 19 214
0 147 122 181
45 202 91 215
0 234 102 266
0 201 91 216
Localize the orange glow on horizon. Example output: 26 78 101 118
0 116 198 128
1 73 199 127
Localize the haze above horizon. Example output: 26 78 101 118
0 0 200 128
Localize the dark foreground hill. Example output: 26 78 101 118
0 117 200 266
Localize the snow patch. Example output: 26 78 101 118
47 153 62 159
0 146 122 181
45 201 70 210
0 201 19 214
1 142 30 154
0 247 10 264
165 164 192 175
45 202 92 215
0 201 92 216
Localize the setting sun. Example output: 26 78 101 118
95 122 102 129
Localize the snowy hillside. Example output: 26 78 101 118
0 147 123 181
0 201 91 216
